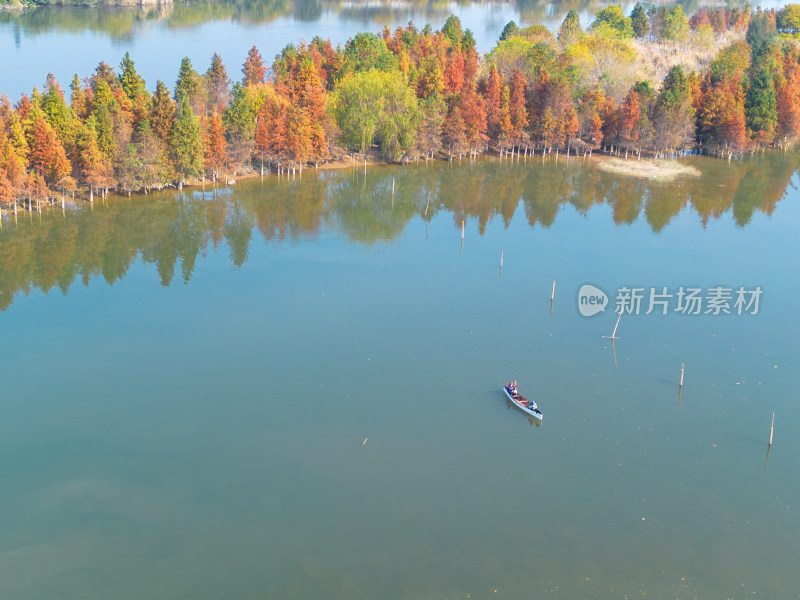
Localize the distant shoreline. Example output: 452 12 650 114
0 0 170 11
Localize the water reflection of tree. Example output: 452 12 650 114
1 0 758 41
0 154 795 310
328 170 418 243
0 4 173 41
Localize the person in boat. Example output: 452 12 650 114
507 382 518 396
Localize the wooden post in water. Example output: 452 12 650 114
392 177 395 195
603 313 622 340
769 411 775 446
461 220 464 240
680 364 685 388
550 280 555 317
499 251 503 279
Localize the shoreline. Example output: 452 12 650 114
53 150 709 208
127 151 708 197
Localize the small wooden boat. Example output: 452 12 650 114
502 383 543 421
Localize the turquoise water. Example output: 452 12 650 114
0 155 798 598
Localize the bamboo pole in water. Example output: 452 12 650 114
680 364 685 387
769 412 775 446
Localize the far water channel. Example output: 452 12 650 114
0 153 798 598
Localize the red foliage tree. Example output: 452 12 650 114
242 46 267 86
617 90 641 154
458 81 487 155
508 67 529 145
204 111 227 180
443 50 465 96
484 65 503 142
777 62 800 144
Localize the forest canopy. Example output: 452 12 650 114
2 5 800 207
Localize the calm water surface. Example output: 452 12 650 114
0 154 798 598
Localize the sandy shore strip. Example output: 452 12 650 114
593 156 702 181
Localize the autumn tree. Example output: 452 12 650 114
69 74 89 120
29 116 70 189
443 49 465 95
484 64 503 142
442 104 468 158
616 90 641 156
204 111 227 181
150 80 175 144
776 61 800 145
458 81 487 156
254 106 271 172
498 85 513 151
508 67 529 147
242 46 267 86
205 53 231 113
77 118 115 200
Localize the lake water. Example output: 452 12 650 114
1 153 799 598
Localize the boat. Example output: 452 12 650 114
502 383 543 421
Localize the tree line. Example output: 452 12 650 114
2 3 800 207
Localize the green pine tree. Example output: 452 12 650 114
558 10 582 43
630 3 649 39
175 57 200 102
119 52 147 104
745 68 777 135
169 95 204 184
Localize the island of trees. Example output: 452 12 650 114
2 3 800 208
